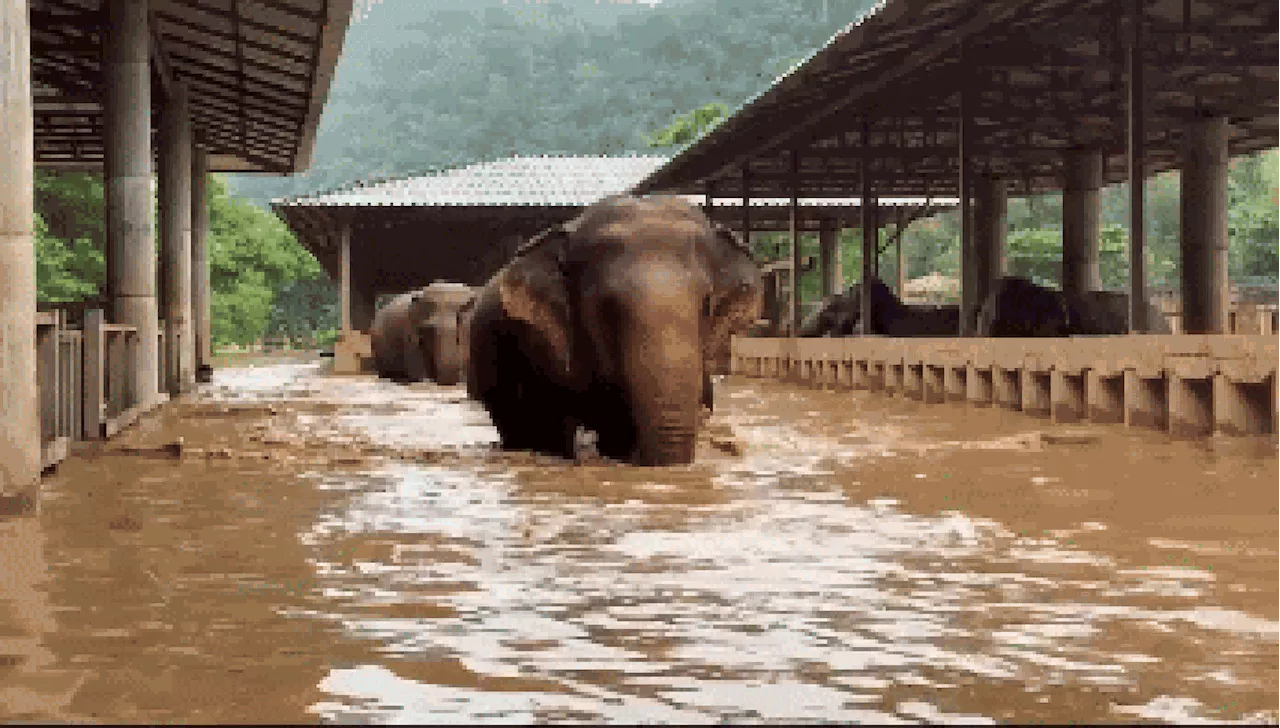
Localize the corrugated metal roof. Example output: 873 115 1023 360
274 153 955 209
274 154 670 208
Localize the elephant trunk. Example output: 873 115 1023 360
622 323 703 466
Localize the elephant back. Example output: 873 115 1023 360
977 277 1071 337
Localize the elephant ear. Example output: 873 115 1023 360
704 225 764 359
498 226 573 372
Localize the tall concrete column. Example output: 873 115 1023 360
1180 116 1230 334
972 173 1008 311
339 223 352 333
1 0 41 496
818 217 841 299
104 0 158 405
1061 149 1103 297
159 84 193 394
191 146 212 381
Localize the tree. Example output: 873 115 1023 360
644 102 730 149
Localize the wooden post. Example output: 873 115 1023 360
339 222 352 334
83 309 105 439
789 149 801 335
860 119 874 335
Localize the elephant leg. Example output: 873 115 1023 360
486 380 576 459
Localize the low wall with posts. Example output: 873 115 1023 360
731 335 1279 437
33 307 152 473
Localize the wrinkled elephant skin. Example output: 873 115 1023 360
467 195 764 466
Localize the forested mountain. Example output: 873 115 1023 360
34 0 1276 349
228 0 873 204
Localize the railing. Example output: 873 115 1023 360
31 304 169 474
36 311 72 470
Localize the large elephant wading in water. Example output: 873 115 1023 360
370 289 428 382
467 195 763 466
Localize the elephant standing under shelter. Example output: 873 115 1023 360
1063 289 1172 335
466 194 763 466
975 276 1073 337
799 277 960 337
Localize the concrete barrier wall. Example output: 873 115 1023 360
732 335 1279 437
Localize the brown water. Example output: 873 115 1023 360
2 356 1277 724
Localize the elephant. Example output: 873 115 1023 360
466 194 763 466
799 277 959 337
455 294 477 380
975 276 1072 337
370 289 429 382
1063 289 1172 335
411 281 476 386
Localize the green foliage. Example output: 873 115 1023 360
644 102 729 149
205 175 327 347
227 0 879 203
35 213 103 303
33 170 332 349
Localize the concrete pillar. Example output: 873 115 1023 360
1127 2 1148 332
1179 116 1230 335
191 146 212 382
958 90 975 336
818 217 841 298
339 223 352 333
159 84 193 394
1061 149 1103 297
972 173 1008 311
860 186 876 334
0 0 41 497
104 0 158 405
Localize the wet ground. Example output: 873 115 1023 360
2 355 1277 724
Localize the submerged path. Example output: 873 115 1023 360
1 356 1276 724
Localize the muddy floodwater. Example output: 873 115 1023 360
2 356 1277 724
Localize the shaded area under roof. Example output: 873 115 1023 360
32 0 353 173
273 155 957 290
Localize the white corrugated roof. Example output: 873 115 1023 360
274 153 955 209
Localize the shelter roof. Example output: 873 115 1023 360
31 0 353 173
631 0 1278 198
274 154 959 211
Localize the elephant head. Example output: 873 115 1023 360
496 195 762 466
